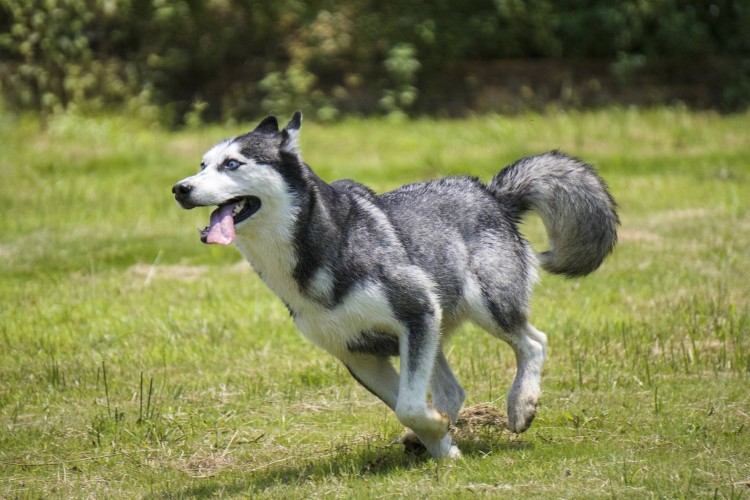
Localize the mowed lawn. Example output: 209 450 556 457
0 109 748 498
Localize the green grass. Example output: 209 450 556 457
1 108 748 498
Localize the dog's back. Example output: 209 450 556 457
372 176 534 320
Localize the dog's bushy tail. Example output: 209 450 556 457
488 151 619 277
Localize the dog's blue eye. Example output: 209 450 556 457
225 159 242 170
200 162 206 171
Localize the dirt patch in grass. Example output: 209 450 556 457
455 403 511 441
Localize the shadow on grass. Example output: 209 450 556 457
161 446 420 498
456 435 534 457
161 434 532 498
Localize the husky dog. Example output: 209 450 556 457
172 112 618 460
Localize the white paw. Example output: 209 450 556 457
398 428 461 460
432 432 462 460
446 443 463 460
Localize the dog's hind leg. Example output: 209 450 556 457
468 241 546 433
490 321 547 434
430 350 466 424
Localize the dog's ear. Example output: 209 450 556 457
281 111 302 155
254 115 279 133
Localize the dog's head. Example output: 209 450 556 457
172 112 303 245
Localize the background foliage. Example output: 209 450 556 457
2 0 749 123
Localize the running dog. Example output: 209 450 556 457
172 112 618 459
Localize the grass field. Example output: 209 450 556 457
1 108 748 498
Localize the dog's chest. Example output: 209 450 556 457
293 281 403 357
235 233 307 311
235 233 402 357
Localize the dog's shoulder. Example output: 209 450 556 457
330 178 377 201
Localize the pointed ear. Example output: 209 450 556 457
253 115 279 133
281 111 302 155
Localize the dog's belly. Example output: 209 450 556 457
293 281 403 358
346 330 400 357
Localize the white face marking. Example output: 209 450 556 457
201 139 232 170
175 138 298 232
179 141 258 206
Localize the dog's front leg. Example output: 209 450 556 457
394 315 461 460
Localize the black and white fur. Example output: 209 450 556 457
172 112 618 460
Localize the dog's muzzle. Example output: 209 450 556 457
172 182 194 208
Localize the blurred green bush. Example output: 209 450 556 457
1 0 748 124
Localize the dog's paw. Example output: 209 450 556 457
446 444 463 460
395 405 451 437
507 396 538 434
396 427 461 460
435 433 462 461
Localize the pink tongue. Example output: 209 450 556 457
205 203 238 245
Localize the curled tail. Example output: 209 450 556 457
489 151 619 277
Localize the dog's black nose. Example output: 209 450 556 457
172 182 193 199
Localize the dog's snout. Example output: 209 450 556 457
172 182 193 199
172 182 197 208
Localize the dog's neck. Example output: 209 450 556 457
233 164 346 314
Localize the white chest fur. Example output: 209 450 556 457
293 281 402 357
235 220 402 358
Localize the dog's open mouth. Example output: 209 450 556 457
200 196 261 245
